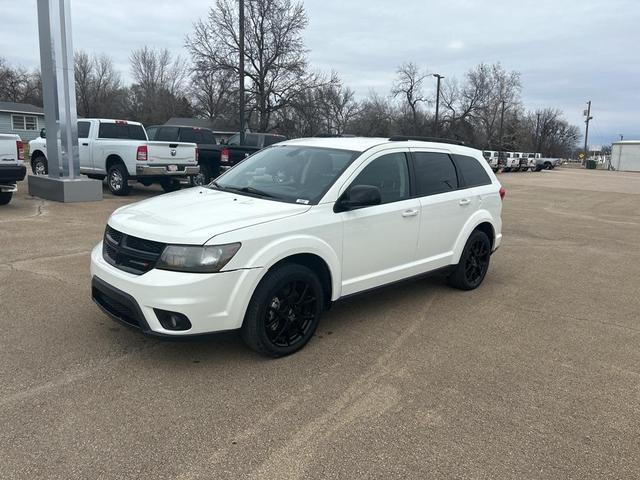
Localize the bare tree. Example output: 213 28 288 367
0 58 41 105
187 0 325 131
74 51 124 118
391 62 428 133
128 46 191 124
190 69 237 123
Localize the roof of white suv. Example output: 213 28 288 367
279 136 481 156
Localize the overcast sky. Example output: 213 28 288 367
2 0 639 145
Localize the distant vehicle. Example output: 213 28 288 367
0 134 26 205
91 136 504 356
501 152 519 172
482 150 499 172
147 125 220 186
147 127 287 185
534 156 561 171
28 119 199 195
220 132 287 170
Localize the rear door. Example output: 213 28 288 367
410 149 468 271
77 121 92 170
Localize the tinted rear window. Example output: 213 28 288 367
264 135 285 146
452 155 491 188
180 128 216 144
244 133 260 147
77 121 90 139
98 123 146 140
156 127 179 141
412 152 459 196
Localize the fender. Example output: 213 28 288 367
30 149 46 160
451 209 497 264
244 234 342 301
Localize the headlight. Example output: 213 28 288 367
156 243 241 273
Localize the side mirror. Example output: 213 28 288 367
336 184 381 212
40 128 46 139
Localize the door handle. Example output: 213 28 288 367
82 142 88 146
402 209 419 217
459 198 471 206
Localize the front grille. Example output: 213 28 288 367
103 225 166 275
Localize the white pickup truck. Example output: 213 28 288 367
0 134 27 205
28 119 199 195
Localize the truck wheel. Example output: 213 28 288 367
32 155 48 175
241 263 323 357
0 192 13 205
160 179 181 193
107 164 131 196
191 164 212 187
447 230 491 291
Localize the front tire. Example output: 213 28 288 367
0 192 13 205
107 164 131 196
447 230 491 291
241 264 323 357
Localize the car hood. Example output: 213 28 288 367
107 187 310 245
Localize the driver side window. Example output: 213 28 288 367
349 153 410 204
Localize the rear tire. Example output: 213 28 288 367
241 263 323 357
32 155 48 175
447 230 491 291
0 192 13 205
160 179 181 193
107 163 131 196
190 164 212 187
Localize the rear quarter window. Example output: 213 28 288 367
452 155 492 188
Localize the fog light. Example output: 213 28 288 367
154 309 192 331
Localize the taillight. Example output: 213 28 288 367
220 148 230 164
136 145 148 162
499 186 506 200
16 140 24 161
196 147 199 161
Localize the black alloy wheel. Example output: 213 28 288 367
264 280 318 348
447 230 491 290
242 263 323 357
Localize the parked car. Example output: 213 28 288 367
28 119 199 195
147 125 219 185
0 134 27 205
534 156 561 170
482 150 499 172
147 127 287 185
91 135 504 357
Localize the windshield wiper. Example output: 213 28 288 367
216 184 277 199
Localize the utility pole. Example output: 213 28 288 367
433 74 444 137
498 100 506 163
619 134 624 141
239 0 245 144
583 100 593 165
535 112 541 152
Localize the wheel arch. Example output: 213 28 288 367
106 154 125 172
452 212 498 264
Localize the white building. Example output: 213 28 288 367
611 141 640 172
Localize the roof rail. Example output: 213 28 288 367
388 135 467 146
314 133 356 138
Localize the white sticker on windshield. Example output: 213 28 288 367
296 199 310 204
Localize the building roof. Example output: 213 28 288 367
164 117 237 132
0 101 44 115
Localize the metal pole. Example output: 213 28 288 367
535 112 541 152
239 0 245 144
583 100 592 165
498 100 506 162
433 74 444 137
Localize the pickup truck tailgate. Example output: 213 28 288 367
146 141 197 164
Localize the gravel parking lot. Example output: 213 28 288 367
1 169 639 479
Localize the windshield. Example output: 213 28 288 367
212 145 360 204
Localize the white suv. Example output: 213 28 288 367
91 136 504 356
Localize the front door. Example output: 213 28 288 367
77 121 92 170
339 151 421 296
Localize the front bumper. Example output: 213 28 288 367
0 164 27 184
135 165 200 177
90 242 263 336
